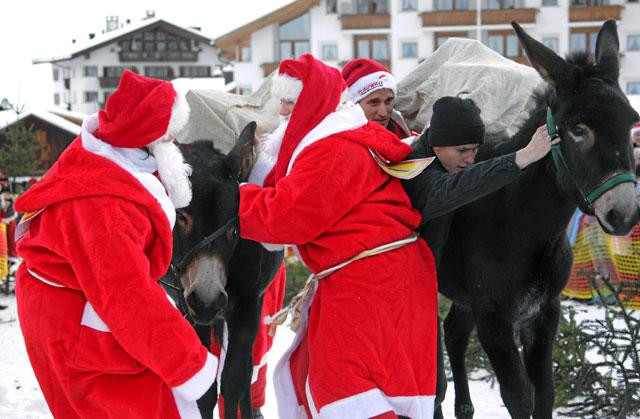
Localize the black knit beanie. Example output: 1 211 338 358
427 96 485 147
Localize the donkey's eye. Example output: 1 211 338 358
568 124 591 144
570 126 585 137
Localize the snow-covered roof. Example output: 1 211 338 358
33 17 215 64
47 107 88 125
0 109 81 135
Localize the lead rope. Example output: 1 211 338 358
263 233 419 336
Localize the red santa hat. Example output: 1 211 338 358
263 54 345 186
93 70 193 208
341 58 397 104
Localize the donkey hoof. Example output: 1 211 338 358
455 403 475 419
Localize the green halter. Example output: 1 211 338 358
546 107 636 211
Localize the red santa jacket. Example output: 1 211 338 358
15 139 215 397
239 120 420 272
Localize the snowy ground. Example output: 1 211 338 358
0 292 633 418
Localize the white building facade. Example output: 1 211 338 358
35 17 224 114
215 0 640 96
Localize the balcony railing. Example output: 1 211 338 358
569 5 623 22
421 8 536 26
119 51 199 62
341 13 391 30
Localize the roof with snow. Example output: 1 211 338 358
0 109 81 135
33 18 216 64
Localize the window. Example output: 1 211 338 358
487 32 522 58
52 69 59 81
179 66 211 77
355 0 389 14
144 66 173 80
488 0 514 9
322 44 338 61
354 35 390 67
83 66 98 77
542 37 559 53
628 82 640 95
570 28 599 53
628 35 640 52
402 0 417 11
435 0 469 10
571 0 608 5
103 66 132 78
84 91 99 103
326 0 337 13
488 35 504 55
542 0 557 4
279 13 310 60
401 42 418 58
435 32 467 50
240 46 251 62
53 93 60 105
121 29 191 54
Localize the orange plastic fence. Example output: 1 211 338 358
564 212 640 310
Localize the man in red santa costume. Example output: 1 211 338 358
342 58 416 141
14 70 217 418
239 54 438 418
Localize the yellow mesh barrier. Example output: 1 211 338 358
564 213 640 310
0 223 8 280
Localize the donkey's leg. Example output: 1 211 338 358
520 297 560 419
443 303 476 419
221 297 263 419
434 315 447 419
475 305 533 419
194 324 217 419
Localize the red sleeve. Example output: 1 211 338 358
61 197 215 397
239 138 376 245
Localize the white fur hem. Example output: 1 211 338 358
172 352 218 402
272 73 303 102
347 71 396 103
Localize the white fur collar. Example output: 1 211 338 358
286 104 367 174
81 114 176 229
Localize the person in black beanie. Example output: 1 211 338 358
402 95 556 419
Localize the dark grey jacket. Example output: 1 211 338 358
403 134 521 267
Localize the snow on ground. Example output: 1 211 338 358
0 292 633 418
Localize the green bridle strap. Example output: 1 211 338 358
545 107 636 210
586 173 637 205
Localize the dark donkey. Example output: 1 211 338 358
438 20 640 419
164 122 283 419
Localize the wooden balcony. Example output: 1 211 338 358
421 8 536 27
482 8 537 25
261 62 279 77
422 10 475 26
341 14 391 30
569 5 623 22
99 77 120 88
119 51 198 62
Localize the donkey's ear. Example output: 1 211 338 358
228 121 257 182
595 20 620 80
511 21 574 87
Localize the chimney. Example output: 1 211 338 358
89 33 95 40
106 16 119 32
145 10 155 19
72 39 76 44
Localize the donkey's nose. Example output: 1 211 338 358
186 289 228 323
604 205 640 235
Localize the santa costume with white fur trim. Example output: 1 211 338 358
15 70 217 419
239 54 438 418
